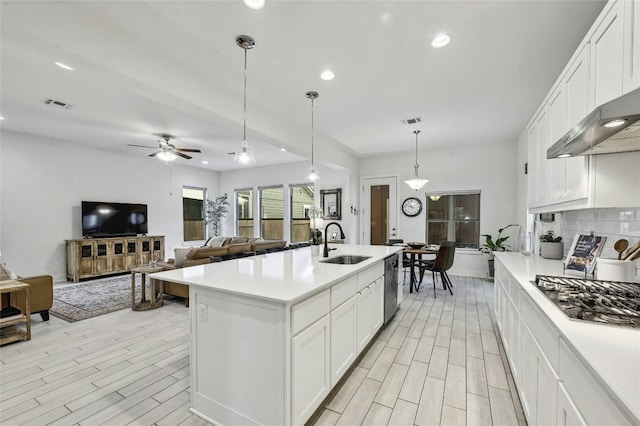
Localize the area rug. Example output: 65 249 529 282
51 275 159 322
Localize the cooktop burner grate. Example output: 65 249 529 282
532 274 640 329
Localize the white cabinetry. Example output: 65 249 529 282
372 278 384 331
494 257 638 426
330 295 357 387
526 0 640 212
590 0 626 107
356 277 384 355
292 314 331 424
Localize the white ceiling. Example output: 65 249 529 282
0 0 606 171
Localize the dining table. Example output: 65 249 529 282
403 245 439 293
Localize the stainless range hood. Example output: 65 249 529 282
547 87 640 159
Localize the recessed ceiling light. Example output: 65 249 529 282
320 70 335 81
431 33 451 48
557 154 571 158
281 148 287 152
202 161 209 165
54 61 75 71
242 0 265 10
0 115 4 120
602 119 627 128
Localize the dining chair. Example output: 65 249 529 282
387 239 411 284
418 241 455 297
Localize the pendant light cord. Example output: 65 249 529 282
414 130 421 179
311 96 315 165
243 47 248 142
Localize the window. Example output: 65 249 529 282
183 187 207 242
425 192 480 248
236 189 254 238
290 184 314 243
259 186 284 240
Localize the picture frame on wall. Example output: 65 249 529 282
320 188 342 220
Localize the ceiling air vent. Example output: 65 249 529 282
402 116 422 125
44 98 72 109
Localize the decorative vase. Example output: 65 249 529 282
540 242 564 259
311 245 320 256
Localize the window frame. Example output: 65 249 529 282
258 185 285 240
235 187 254 238
425 190 481 249
182 186 208 243
289 183 315 243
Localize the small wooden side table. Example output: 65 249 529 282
131 265 168 311
0 280 31 345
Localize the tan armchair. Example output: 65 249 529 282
13 275 54 321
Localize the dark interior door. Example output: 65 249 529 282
370 185 389 245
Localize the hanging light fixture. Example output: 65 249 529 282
306 91 319 181
234 35 256 165
429 195 441 201
405 130 429 190
157 151 177 162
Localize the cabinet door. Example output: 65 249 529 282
591 0 625 107
356 286 372 354
527 123 539 208
519 323 538 424
125 239 139 269
536 341 558 426
111 240 126 272
330 296 357 387
506 295 521 385
94 240 109 274
557 383 587 426
547 85 567 203
372 278 384 332
292 315 331 425
79 242 94 277
623 0 640 91
564 44 590 202
139 238 152 265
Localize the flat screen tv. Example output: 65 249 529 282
82 201 148 237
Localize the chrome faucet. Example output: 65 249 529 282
323 222 346 257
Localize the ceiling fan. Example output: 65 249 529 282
127 134 201 160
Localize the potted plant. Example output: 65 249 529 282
538 231 564 259
479 224 518 278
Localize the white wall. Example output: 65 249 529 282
360 139 519 277
0 130 219 281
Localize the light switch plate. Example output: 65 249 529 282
198 303 207 323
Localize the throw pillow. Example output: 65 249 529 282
208 237 226 248
230 237 249 244
174 248 192 267
0 261 18 280
202 237 213 247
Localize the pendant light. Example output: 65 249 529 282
404 130 429 190
306 91 319 181
234 35 256 166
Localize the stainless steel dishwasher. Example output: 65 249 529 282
384 253 399 324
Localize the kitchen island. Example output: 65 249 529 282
150 244 401 426
494 253 640 426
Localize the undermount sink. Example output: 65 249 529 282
320 255 371 265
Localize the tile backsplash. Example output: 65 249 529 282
535 208 640 273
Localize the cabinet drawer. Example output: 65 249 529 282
520 294 559 372
292 289 330 336
357 263 383 291
331 276 357 310
558 339 632 425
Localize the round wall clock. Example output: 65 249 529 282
402 197 423 217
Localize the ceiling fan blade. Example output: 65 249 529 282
148 152 159 157
128 144 156 149
175 148 201 153
175 152 192 160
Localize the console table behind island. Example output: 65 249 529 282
494 253 639 426
150 244 402 426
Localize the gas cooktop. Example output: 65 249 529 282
533 274 640 329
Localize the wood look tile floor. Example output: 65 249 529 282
0 275 525 426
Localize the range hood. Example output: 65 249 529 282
547 87 640 159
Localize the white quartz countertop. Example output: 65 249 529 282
495 252 640 423
150 244 402 304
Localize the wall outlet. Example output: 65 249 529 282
198 303 207 323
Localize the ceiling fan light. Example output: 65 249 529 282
234 141 256 165
157 151 177 162
243 0 265 10
405 178 429 191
